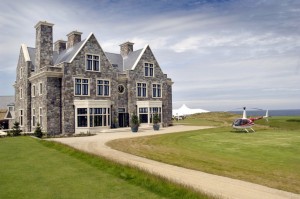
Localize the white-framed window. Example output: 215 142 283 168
32 84 36 97
144 63 154 77
118 84 125 94
20 88 23 99
74 78 89 96
97 79 110 96
86 54 100 72
32 108 36 127
39 82 43 95
137 83 147 97
76 107 110 127
39 107 43 127
138 107 162 124
77 108 88 127
152 83 162 98
89 108 110 127
20 67 23 79
19 109 24 126
139 107 148 123
150 107 162 123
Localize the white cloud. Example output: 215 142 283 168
0 0 299 109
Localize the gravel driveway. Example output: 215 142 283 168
51 125 300 199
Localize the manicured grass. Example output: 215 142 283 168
0 137 213 199
108 116 300 194
174 112 238 126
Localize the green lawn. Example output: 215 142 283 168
174 112 237 127
0 137 212 199
108 116 300 193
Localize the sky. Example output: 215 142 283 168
0 0 299 111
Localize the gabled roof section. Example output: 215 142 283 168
4 110 15 120
105 44 148 72
130 44 148 70
123 48 144 71
27 47 36 67
105 52 123 72
54 32 94 65
21 44 30 62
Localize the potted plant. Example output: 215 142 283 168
130 113 139 133
153 113 160 131
112 116 118 128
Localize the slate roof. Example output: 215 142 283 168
24 33 145 73
104 52 123 72
124 49 143 70
54 39 86 65
0 109 6 121
0 96 14 109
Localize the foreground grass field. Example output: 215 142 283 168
108 115 300 194
0 137 212 199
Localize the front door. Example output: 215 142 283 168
118 113 129 127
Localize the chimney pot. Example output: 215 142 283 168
120 41 134 57
34 21 54 71
54 40 67 54
67 31 82 48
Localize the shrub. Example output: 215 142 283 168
130 113 140 127
12 122 21 136
34 123 43 138
153 113 160 124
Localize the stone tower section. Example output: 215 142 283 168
67 31 82 48
34 21 54 71
54 40 67 54
120 41 134 57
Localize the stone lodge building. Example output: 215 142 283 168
14 21 173 134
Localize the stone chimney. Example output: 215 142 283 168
120 41 134 57
67 31 82 48
34 21 54 71
54 40 67 54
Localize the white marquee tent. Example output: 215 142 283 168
172 104 209 116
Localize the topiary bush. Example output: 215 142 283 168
12 122 21 136
34 123 43 138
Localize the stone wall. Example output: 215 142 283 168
14 48 32 132
46 77 61 135
126 46 173 126
61 34 119 134
34 22 53 72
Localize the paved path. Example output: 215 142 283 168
51 126 300 199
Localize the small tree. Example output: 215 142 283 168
153 113 160 124
130 113 139 132
153 113 161 131
12 121 21 136
34 123 43 138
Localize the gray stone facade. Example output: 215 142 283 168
15 21 173 134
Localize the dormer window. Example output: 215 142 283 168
144 63 154 77
86 54 100 72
